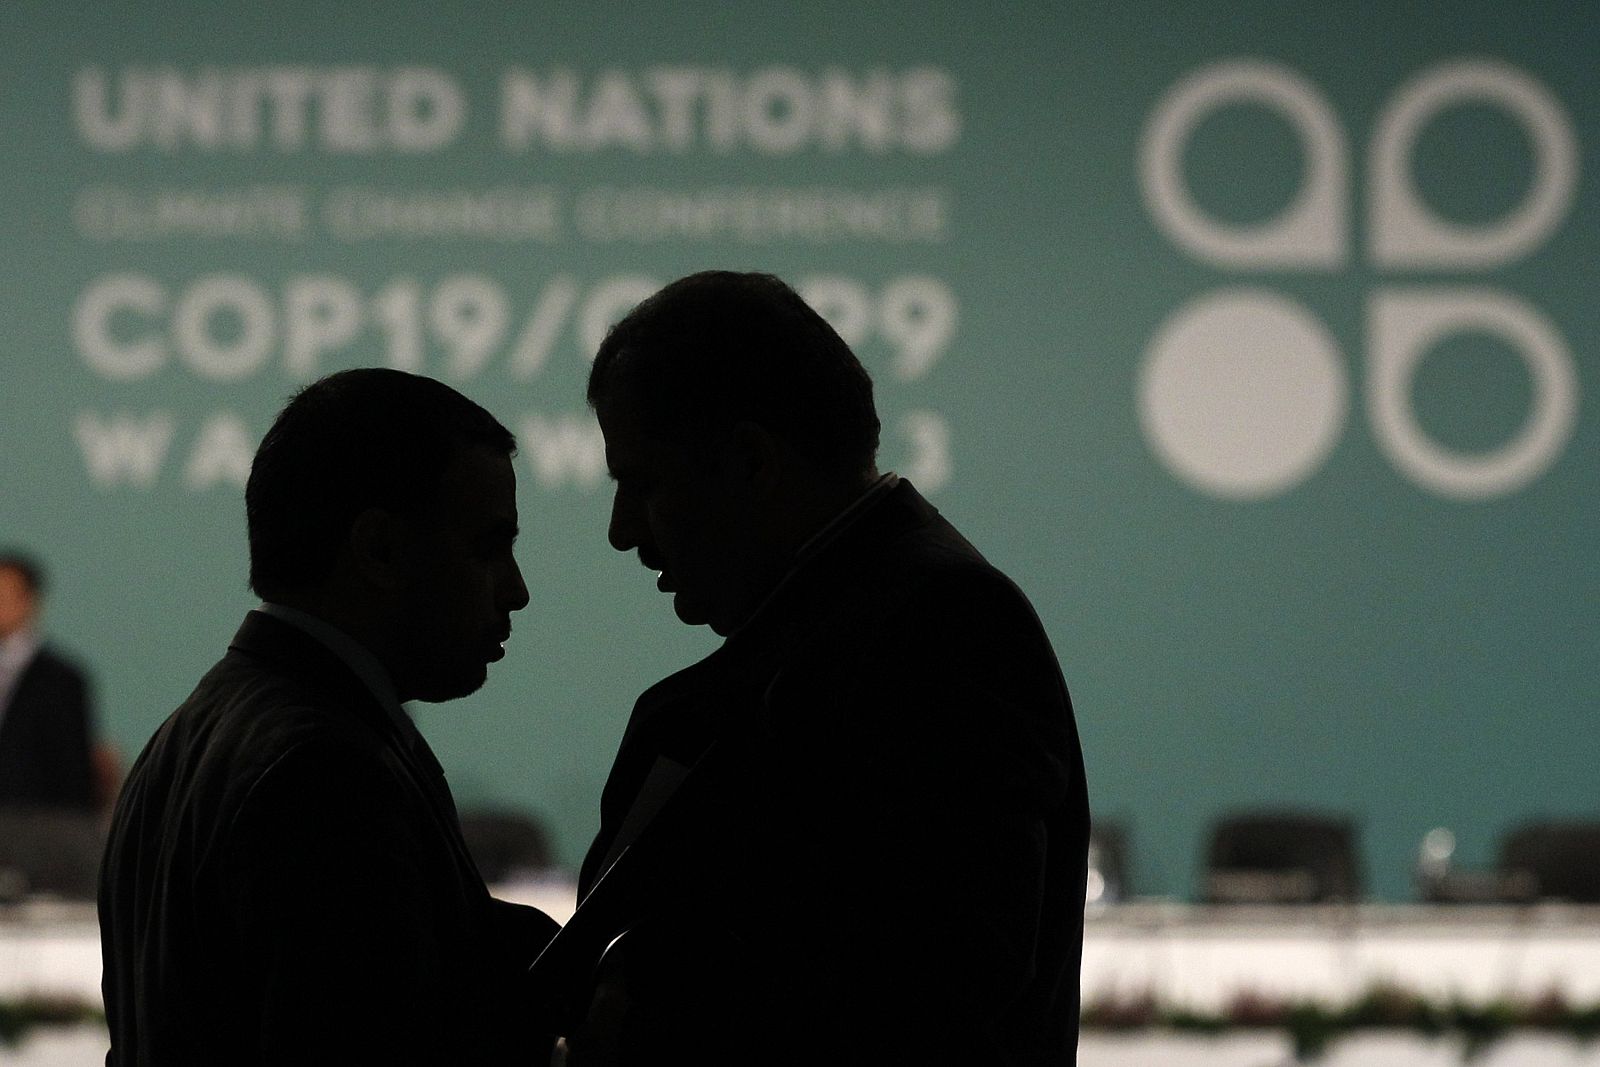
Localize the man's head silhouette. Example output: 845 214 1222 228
588 271 880 635
247 368 528 701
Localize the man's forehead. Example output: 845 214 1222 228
598 407 657 469
434 448 517 514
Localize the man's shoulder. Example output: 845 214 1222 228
211 645 386 744
107 647 421 894
131 647 391 804
852 506 1041 635
753 508 1064 725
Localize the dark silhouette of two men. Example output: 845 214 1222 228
99 272 1088 1066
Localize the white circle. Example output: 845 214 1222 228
1140 60 1348 269
1368 288 1578 498
1370 60 1578 269
1140 290 1347 498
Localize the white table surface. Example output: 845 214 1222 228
8 897 1600 1067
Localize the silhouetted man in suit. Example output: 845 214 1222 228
100 369 557 1065
0 552 96 811
564 272 1089 1065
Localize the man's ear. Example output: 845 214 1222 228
347 507 410 591
726 421 784 499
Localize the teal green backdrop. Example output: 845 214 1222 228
3 1 1595 900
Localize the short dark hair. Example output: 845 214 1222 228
0 552 44 597
246 369 515 599
587 271 879 477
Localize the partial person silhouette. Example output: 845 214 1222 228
0 551 97 813
99 369 558 1065
556 272 1090 1065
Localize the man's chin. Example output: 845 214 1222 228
674 595 742 637
671 592 713 629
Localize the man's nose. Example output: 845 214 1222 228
504 557 531 613
607 490 639 553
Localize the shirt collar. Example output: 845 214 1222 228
0 629 40 677
257 603 410 733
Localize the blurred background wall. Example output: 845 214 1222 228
2 0 1594 901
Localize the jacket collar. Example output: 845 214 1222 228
725 476 937 654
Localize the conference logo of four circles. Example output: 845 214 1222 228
1138 59 1580 502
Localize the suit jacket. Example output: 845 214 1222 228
572 481 1089 1065
98 611 558 1065
0 644 96 810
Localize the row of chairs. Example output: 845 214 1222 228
1090 813 1600 905
0 805 559 902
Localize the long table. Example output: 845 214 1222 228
9 896 1600 1008
7 898 1600 1066
1081 901 1600 1010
